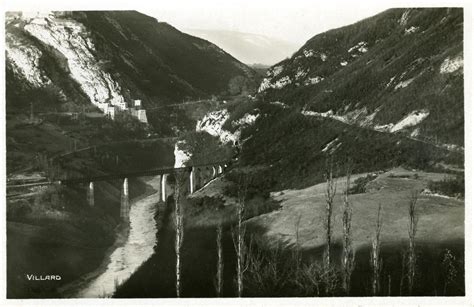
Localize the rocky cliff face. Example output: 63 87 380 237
196 108 259 146
258 8 463 147
19 14 127 110
6 11 257 130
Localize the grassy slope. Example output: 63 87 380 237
247 168 463 250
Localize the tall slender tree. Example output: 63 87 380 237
173 170 186 297
407 190 419 295
341 166 355 294
371 203 383 296
324 157 337 270
215 222 224 297
323 157 337 295
233 176 249 297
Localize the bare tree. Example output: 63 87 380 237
232 176 249 297
321 157 337 295
173 170 187 298
442 249 457 295
324 157 337 272
341 167 355 294
215 222 224 297
294 214 303 269
407 190 419 295
371 203 383 296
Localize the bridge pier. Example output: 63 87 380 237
189 167 195 194
212 166 217 178
87 181 94 207
161 174 167 202
120 178 130 220
218 165 223 174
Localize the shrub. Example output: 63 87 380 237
349 173 377 194
428 175 464 198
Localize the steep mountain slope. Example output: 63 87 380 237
6 11 257 129
195 8 464 193
183 29 299 65
6 10 258 172
258 8 463 147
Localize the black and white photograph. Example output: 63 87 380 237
1 0 472 305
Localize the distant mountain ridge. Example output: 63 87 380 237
184 29 299 66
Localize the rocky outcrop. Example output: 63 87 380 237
174 141 192 168
196 109 260 146
5 32 50 87
22 15 126 109
196 109 238 145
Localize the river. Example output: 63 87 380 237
75 176 161 298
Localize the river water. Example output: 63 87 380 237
76 176 161 298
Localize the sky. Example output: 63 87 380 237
2 0 467 45
146 2 391 45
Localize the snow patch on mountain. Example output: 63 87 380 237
321 138 341 154
405 26 419 34
5 33 50 87
258 75 292 92
301 110 319 117
410 128 420 138
399 9 411 26
274 76 292 88
440 55 463 74
232 113 260 127
374 123 394 132
340 61 348 66
348 41 368 53
258 78 272 92
394 77 415 89
303 49 315 57
304 76 324 85
23 15 127 109
390 110 430 132
301 109 349 124
386 76 396 88
295 67 308 80
267 65 284 78
344 107 379 127
302 106 428 135
269 101 289 108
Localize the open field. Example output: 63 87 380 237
247 167 463 250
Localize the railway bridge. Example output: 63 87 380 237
7 161 229 221
59 161 229 220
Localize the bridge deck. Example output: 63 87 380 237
55 161 229 185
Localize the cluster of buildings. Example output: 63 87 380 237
98 99 148 124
